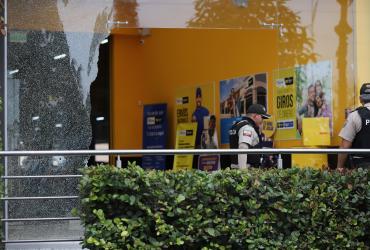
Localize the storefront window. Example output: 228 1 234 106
3 0 357 243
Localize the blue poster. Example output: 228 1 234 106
142 103 167 170
219 73 268 144
198 155 220 171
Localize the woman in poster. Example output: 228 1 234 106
201 115 218 149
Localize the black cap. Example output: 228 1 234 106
360 83 370 100
196 87 202 97
246 104 271 119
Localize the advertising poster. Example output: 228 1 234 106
302 117 330 146
262 116 276 139
173 123 197 171
175 83 215 149
273 68 297 140
219 73 268 144
198 155 220 172
198 115 220 171
296 60 333 136
142 103 167 170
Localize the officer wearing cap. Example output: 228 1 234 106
337 83 370 170
229 104 271 168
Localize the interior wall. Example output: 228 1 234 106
111 28 278 149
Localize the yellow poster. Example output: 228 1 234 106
173 123 197 171
175 83 215 149
273 68 297 140
302 117 330 146
262 116 276 138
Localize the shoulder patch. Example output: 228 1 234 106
243 131 252 137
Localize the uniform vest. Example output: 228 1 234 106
351 107 370 160
229 117 262 166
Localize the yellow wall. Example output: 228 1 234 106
111 19 363 150
112 28 278 149
355 0 370 104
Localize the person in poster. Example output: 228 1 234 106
198 115 220 171
192 87 209 148
227 88 238 117
297 84 316 118
201 115 218 149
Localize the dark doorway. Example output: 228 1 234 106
88 37 110 165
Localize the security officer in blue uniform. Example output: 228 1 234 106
337 83 370 170
229 104 271 168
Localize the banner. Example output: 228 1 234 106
272 61 333 141
142 103 167 170
198 115 220 171
198 155 220 171
262 116 276 139
219 73 268 144
173 123 197 171
273 68 297 140
175 83 215 149
296 61 333 137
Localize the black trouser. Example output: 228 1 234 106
350 156 370 169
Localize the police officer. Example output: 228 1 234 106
337 83 370 170
229 104 271 168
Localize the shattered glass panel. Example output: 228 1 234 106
7 0 113 241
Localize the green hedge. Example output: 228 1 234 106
79 165 369 249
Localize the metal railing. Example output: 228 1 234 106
1 148 369 244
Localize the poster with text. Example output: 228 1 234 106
198 115 220 171
173 123 197 171
296 61 333 137
175 83 215 148
219 73 268 144
273 68 297 140
142 103 167 170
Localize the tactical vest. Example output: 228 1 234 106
229 118 262 167
351 107 370 160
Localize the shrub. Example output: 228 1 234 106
79 165 369 249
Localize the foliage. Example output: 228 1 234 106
80 165 369 249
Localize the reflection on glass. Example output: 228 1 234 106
5 0 357 242
278 0 355 145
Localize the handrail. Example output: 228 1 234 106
2 217 80 222
3 239 82 243
1 175 83 179
0 148 370 156
1 196 79 201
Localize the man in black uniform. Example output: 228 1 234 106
337 83 370 170
229 104 271 169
